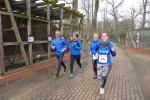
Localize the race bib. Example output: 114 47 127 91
99 55 107 63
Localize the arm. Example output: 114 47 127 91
109 43 116 57
73 40 82 50
111 48 116 57
61 38 68 52
51 40 55 49
89 43 92 55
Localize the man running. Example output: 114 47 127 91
89 33 100 79
51 30 68 79
69 32 83 78
96 33 116 94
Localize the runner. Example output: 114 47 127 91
51 30 68 79
89 33 100 79
69 32 83 78
96 33 116 94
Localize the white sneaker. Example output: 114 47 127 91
99 87 104 94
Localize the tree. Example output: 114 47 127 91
92 0 100 30
106 0 124 42
81 0 91 24
128 5 141 30
141 0 150 29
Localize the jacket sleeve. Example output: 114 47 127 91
89 42 92 53
95 41 100 52
73 39 82 50
109 43 116 57
50 40 55 49
62 38 68 49
111 51 116 57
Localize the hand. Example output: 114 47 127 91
61 48 66 53
95 53 98 58
80 50 83 54
52 46 55 49
72 45 75 48
89 52 92 55
111 47 115 51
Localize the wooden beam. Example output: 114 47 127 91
31 2 47 8
27 0 33 64
4 0 29 66
47 4 51 59
3 41 48 46
0 14 5 75
0 10 10 15
0 10 48 22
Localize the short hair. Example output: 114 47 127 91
93 33 99 38
101 33 108 37
55 30 61 35
73 31 79 38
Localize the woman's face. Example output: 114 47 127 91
72 35 77 40
101 33 108 42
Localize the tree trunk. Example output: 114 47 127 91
72 0 78 26
92 0 99 30
142 0 147 30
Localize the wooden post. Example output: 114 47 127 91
0 14 5 74
4 0 29 65
47 4 51 59
125 32 128 46
60 7 64 34
27 0 33 64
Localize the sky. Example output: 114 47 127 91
78 0 141 21
60 0 149 27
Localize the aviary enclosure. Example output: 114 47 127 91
0 0 84 74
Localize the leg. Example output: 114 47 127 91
60 53 67 71
75 55 84 73
70 55 75 73
97 64 109 94
92 60 97 76
60 53 66 68
75 55 82 68
97 64 103 83
56 54 65 77
101 65 110 88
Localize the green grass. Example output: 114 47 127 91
142 37 150 42
140 46 150 50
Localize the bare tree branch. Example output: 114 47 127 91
114 0 124 9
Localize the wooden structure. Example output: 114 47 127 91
0 0 84 75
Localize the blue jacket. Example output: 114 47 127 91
89 39 101 54
97 41 116 64
70 39 82 55
51 36 68 55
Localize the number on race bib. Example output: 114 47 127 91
99 55 107 63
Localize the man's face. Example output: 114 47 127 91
94 34 99 41
55 31 61 39
101 33 108 42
